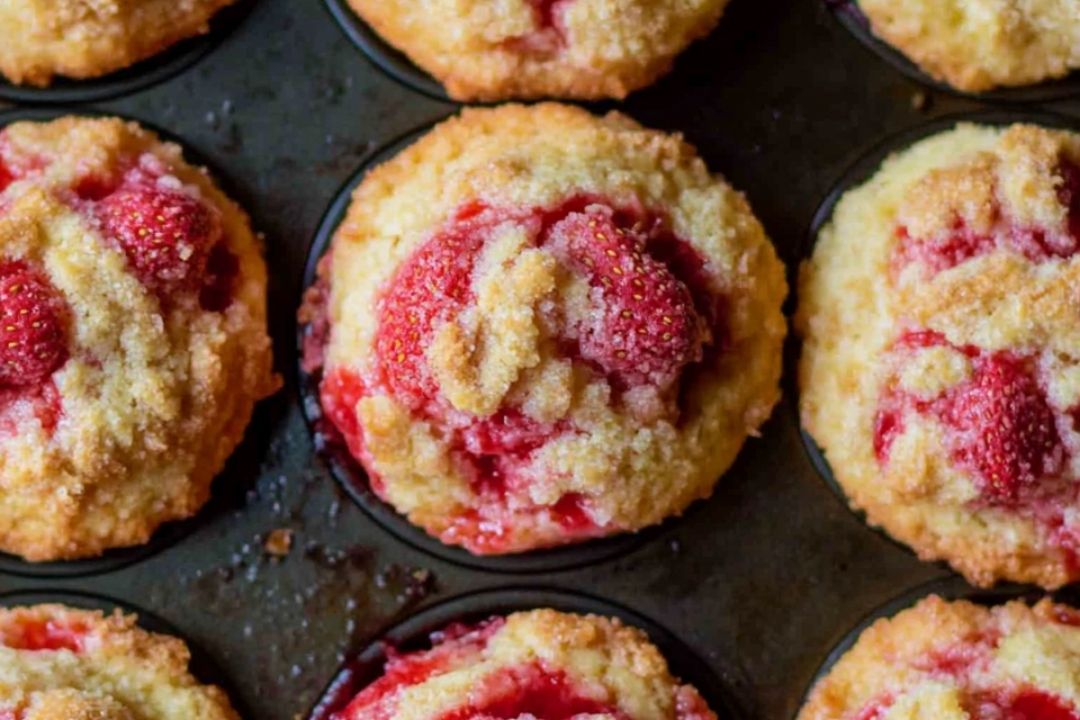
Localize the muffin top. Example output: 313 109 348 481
799 595 1080 720
859 0 1080 92
344 0 729 101
0 603 238 720
798 123 1080 588
306 103 786 555
0 0 237 87
334 608 716 720
0 116 277 562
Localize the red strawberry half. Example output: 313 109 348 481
874 334 1069 505
941 353 1064 503
373 209 498 410
0 263 69 389
97 182 219 299
546 205 705 391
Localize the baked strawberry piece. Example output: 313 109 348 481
800 596 1080 720
303 104 786 555
798 123 1080 588
0 604 239 720
0 0 238 87
341 0 729 101
0 116 278 562
332 609 716 720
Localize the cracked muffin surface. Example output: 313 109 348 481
304 103 786 556
0 116 278 562
858 0 1080 92
0 603 238 720
799 596 1080 720
798 123 1080 589
0 0 237 88
334 608 716 720
344 0 729 101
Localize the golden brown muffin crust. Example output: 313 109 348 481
800 596 1080 720
798 123 1080 589
859 0 1080 92
346 0 729 101
318 103 786 554
0 0 237 87
0 604 239 720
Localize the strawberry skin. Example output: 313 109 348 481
942 353 1064 503
0 262 69 388
374 214 489 409
0 161 12 194
97 183 218 298
547 206 704 390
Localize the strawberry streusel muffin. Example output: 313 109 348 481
333 609 716 720
799 595 1080 720
0 603 239 719
857 0 1080 93
303 103 786 556
344 0 729 101
0 0 238 88
798 123 1080 588
0 116 277 562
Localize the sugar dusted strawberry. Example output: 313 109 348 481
374 214 490 409
0 263 69 389
97 182 219 298
942 354 1064 503
547 205 705 390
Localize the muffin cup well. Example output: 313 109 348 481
0 0 255 104
0 106 271 578
795 575 1080 719
297 124 660 573
0 588 247 718
797 108 1080 564
322 0 451 103
308 586 741 720
826 0 1080 103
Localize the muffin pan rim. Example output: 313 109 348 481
321 0 452 104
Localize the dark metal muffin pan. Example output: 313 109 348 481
828 0 1080 103
0 1 1079 719
322 0 450 103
